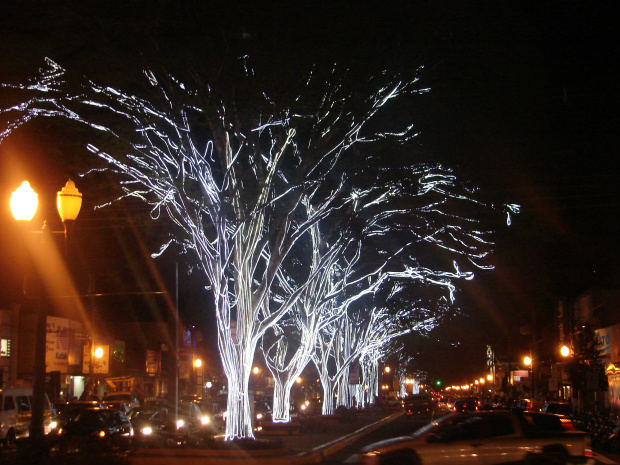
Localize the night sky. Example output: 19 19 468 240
0 1 618 385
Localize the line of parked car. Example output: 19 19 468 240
1 386 229 457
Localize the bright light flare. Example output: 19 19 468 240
11 181 38 221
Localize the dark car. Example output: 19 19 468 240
160 402 216 444
49 401 108 435
453 397 478 412
49 408 133 455
403 395 434 417
103 400 132 414
102 392 140 409
194 398 225 432
541 401 572 416
128 405 170 446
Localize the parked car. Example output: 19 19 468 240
356 411 594 465
0 387 53 447
381 396 401 408
49 407 133 455
515 398 543 412
541 401 572 416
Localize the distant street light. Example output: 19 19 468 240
10 179 82 441
524 356 532 366
194 358 204 396
560 345 571 357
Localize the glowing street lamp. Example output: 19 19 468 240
560 345 571 357
10 179 82 441
194 358 204 396
10 181 38 221
524 356 532 366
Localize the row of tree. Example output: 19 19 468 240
0 57 517 439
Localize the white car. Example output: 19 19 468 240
357 411 594 465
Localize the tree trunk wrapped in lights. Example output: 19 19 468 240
1 58 444 439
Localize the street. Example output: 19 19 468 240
323 413 620 465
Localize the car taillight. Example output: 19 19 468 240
559 418 575 430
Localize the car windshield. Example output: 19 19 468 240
129 408 160 420
76 409 111 426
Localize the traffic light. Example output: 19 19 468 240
435 380 442 386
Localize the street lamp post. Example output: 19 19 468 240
10 179 82 442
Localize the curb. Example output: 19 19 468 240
130 412 403 465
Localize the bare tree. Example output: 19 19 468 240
1 58 434 439
260 154 518 419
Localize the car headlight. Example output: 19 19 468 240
256 413 263 420
201 416 210 425
142 427 153 435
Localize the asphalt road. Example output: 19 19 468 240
323 414 430 464
322 413 620 465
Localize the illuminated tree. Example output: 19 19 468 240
261 213 349 423
261 154 517 418
0 58 435 439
